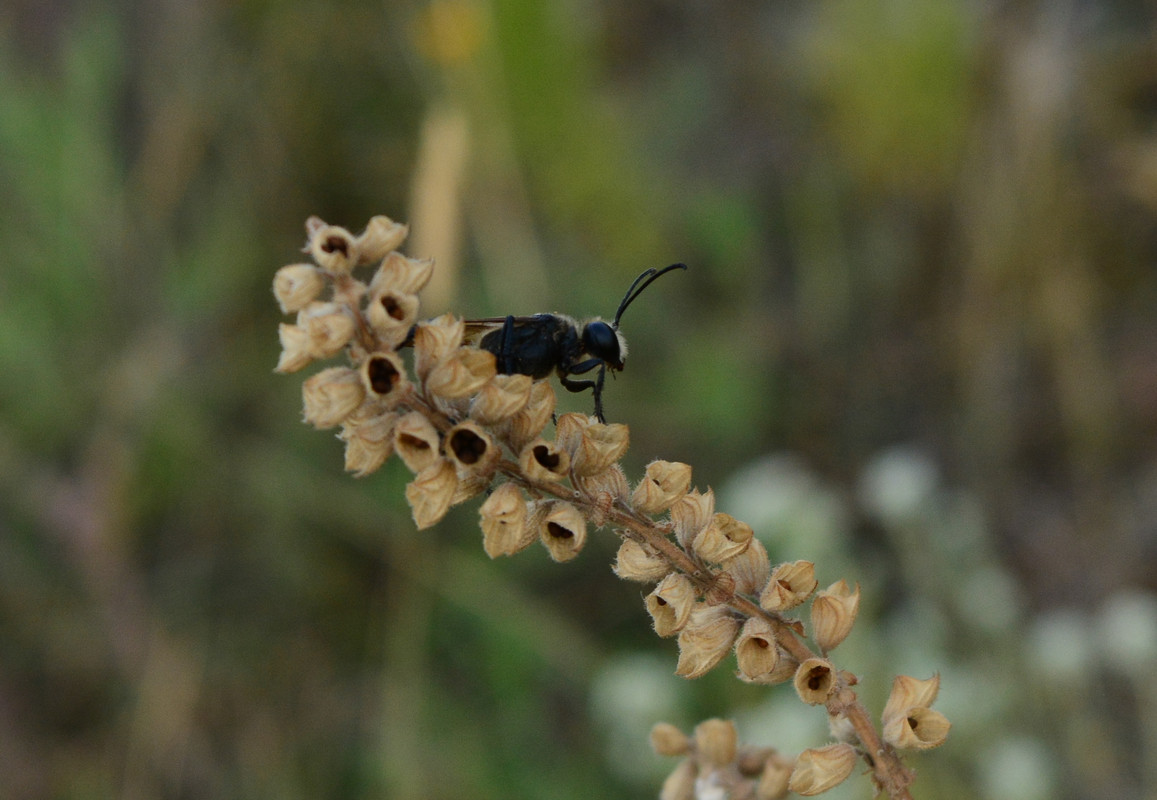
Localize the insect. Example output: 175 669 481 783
466 263 687 423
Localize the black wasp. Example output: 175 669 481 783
466 263 687 423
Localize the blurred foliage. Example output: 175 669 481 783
3 0 1157 798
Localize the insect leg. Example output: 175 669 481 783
593 366 607 423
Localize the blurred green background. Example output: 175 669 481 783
3 1 1157 798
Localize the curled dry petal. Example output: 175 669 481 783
356 215 409 264
470 373 533 424
276 323 313 373
883 673 941 723
538 501 587 562
445 421 499 475
505 381 556 452
787 743 857 796
883 706 951 750
759 560 818 611
646 573 697 637
613 539 670 583
394 411 441 473
793 658 837 705
675 605 739 679
694 719 738 767
572 421 630 477
405 457 458 529
632 460 693 515
735 616 779 680
725 537 770 595
810 580 860 652
650 722 690 757
413 314 465 380
340 411 396 477
692 512 753 563
518 438 570 483
425 348 496 399
302 367 365 429
360 351 408 406
273 263 326 313
367 288 420 348
307 220 357 273
670 488 715 549
479 482 534 558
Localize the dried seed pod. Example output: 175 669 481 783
786 743 857 796
659 759 696 800
692 512 753 563
479 483 534 558
756 754 793 800
725 537 770 595
572 421 630 477
394 411 441 473
505 381 556 452
694 719 737 767
306 218 357 273
735 616 780 680
302 367 365 429
882 706 951 750
451 472 491 506
413 314 465 380
650 723 690 757
340 411 397 477
632 460 692 515
276 323 313 373
675 605 739 679
273 263 326 313
469 373 533 425
405 457 458 529
759 560 818 612
425 348 496 399
883 673 941 721
359 351 408 406
736 746 777 777
367 288 420 348
369 250 433 295
793 658 837 705
445 421 499 476
518 438 570 483
670 488 715 549
356 215 409 263
613 539 670 583
646 573 697 637
810 580 860 652
738 648 799 686
554 412 591 454
574 463 629 508
538 501 587 562
298 301 357 359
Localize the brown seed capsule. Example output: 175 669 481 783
756 754 793 800
479 483 534 558
786 743 857 796
538 501 587 562
694 719 738 767
413 314 465 380
505 381 556 452
632 460 693 515
675 605 739 679
518 438 570 483
692 512 753 563
793 658 837 705
276 323 313 373
735 616 780 680
572 421 630 477
369 250 434 295
367 288 420 349
650 722 690 757
725 537 770 595
302 367 365 429
810 579 860 652
445 421 498 476
339 411 397 477
670 488 715 550
356 215 409 264
759 560 818 612
613 539 670 583
882 673 941 722
646 573 697 637
469 373 533 425
273 263 326 314
659 759 696 800
883 706 951 750
554 412 591 454
359 351 408 406
394 411 441 473
425 348 496 399
307 220 357 273
405 457 458 529
575 463 629 510
298 301 357 359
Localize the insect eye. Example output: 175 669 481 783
583 321 620 363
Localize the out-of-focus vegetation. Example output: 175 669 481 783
3 1 1157 798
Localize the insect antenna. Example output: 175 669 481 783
612 263 687 328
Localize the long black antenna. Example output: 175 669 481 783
613 263 687 328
